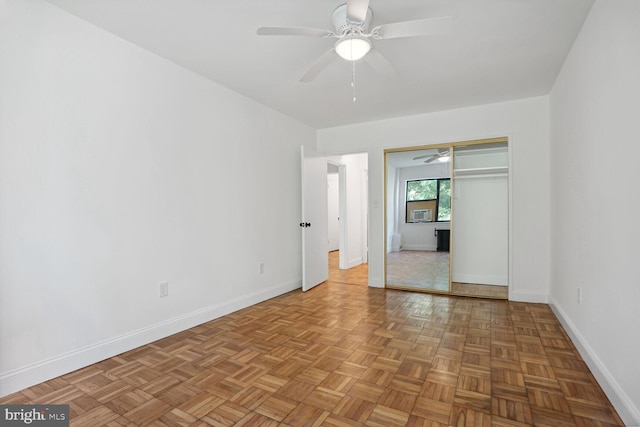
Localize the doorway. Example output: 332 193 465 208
327 153 369 284
300 147 369 291
327 160 347 272
384 138 509 299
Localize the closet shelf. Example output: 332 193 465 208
453 166 508 177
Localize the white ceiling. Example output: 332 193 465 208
46 0 594 129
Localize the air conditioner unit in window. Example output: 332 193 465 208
411 209 432 222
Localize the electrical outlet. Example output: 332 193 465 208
259 263 265 274
577 287 582 305
159 282 169 298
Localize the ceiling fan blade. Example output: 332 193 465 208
300 49 337 83
424 155 439 164
346 0 370 23
412 154 431 160
364 49 397 78
257 27 333 37
374 16 453 40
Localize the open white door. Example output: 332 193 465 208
301 146 328 291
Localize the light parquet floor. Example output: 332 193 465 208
386 250 450 292
1 264 623 426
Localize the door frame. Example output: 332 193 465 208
361 169 368 264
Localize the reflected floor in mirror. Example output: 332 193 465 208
386 250 450 291
386 250 508 299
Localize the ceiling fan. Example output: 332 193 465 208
257 0 452 82
413 148 451 163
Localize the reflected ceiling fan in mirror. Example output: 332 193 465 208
256 0 453 83
413 148 450 164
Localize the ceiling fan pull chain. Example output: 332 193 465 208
352 56 357 102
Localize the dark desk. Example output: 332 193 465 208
436 229 450 252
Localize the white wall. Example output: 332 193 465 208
318 96 550 299
0 0 314 396
549 1 640 423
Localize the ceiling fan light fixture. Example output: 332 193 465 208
335 35 371 61
437 155 450 162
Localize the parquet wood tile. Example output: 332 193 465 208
360 367 395 387
367 404 411 427
304 388 344 412
71 406 120 426
530 406 577 427
412 397 453 424
345 380 385 404
236 412 280 427
451 406 492 427
1 258 625 426
281 402 330 427
321 413 362 427
388 375 424 395
491 396 533 424
177 392 225 418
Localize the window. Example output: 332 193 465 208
406 178 450 222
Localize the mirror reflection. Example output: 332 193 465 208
385 148 451 292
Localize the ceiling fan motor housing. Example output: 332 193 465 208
332 4 373 36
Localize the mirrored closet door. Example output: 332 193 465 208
384 138 509 299
385 147 452 293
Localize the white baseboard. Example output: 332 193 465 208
347 257 363 269
368 279 385 288
400 245 437 251
452 273 507 286
549 296 640 426
0 280 301 398
391 234 402 252
508 290 549 303
367 273 385 288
